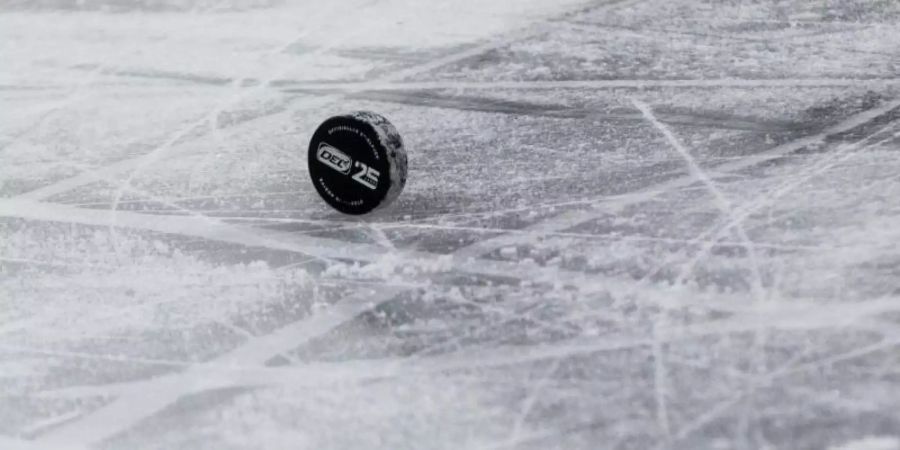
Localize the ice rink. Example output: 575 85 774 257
2 0 900 449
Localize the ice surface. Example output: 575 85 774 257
1 0 900 449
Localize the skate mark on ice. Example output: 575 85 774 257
667 336 900 448
10 1 348 203
281 77 900 94
230 215 830 252
0 344 222 369
669 287 900 442
550 99 900 315
21 295 898 443
65 190 308 208
0 199 651 298
651 319 672 440
105 9 374 234
366 0 650 85
0 199 386 262
631 97 767 300
504 358 563 446
11 96 299 203
73 67 236 87
550 123 900 347
414 98 900 236
632 97 769 435
670 119 900 290
338 89 809 132
0 38 160 159
33 286 406 448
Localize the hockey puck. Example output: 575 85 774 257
307 111 407 215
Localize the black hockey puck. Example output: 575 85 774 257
307 111 407 215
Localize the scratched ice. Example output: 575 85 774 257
1 1 899 449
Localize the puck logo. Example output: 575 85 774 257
316 143 352 174
352 161 380 190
